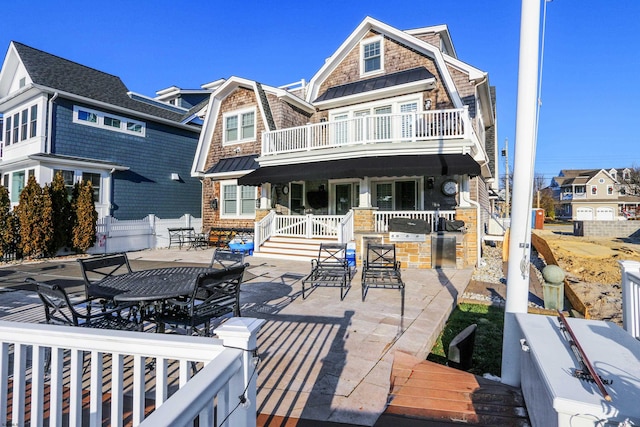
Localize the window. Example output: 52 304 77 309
11 171 25 203
2 174 8 188
29 105 37 138
400 102 418 139
361 37 383 75
591 186 597 195
224 109 255 144
104 116 121 128
12 113 19 143
78 110 97 123
607 185 614 195
375 180 418 211
73 106 145 136
20 109 28 141
221 181 256 217
82 172 101 202
5 116 11 145
574 185 585 194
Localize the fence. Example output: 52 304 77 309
89 214 202 255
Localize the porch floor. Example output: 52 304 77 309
0 246 526 426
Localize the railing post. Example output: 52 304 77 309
254 222 261 253
618 260 640 339
215 318 266 427
306 214 313 238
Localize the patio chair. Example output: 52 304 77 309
302 243 351 301
28 278 139 331
153 264 248 336
208 249 246 269
361 244 405 315
77 252 140 314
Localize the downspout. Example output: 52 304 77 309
108 167 117 217
460 176 482 267
46 92 59 153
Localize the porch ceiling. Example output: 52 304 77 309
237 154 480 185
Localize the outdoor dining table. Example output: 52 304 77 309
88 266 221 322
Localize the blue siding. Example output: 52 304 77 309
52 99 201 220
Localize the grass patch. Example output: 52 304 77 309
427 303 504 377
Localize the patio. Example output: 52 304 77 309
0 247 472 426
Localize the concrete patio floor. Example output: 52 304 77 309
0 247 473 426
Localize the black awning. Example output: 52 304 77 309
237 154 481 185
205 154 259 175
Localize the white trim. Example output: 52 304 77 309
360 35 384 77
220 179 257 219
72 105 146 137
314 79 434 109
329 93 422 117
222 107 257 146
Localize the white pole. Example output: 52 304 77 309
501 0 542 387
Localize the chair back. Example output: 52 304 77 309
28 278 79 326
316 243 347 267
77 253 133 298
197 264 248 317
209 249 245 269
365 244 398 269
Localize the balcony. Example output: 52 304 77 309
261 107 476 157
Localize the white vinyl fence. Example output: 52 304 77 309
619 260 640 339
88 214 202 255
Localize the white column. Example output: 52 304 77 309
359 177 371 207
501 0 541 387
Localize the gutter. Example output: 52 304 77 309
46 92 59 153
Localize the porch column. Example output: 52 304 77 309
359 177 372 207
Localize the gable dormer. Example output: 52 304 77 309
0 42 33 100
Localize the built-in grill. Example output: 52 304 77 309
388 217 429 242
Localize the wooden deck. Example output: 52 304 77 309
375 352 530 426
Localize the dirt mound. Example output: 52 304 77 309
536 230 640 285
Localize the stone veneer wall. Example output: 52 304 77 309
456 207 478 268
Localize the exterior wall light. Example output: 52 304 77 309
424 99 432 110
210 198 218 210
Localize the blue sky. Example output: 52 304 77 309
2 1 638 184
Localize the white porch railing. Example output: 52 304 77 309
261 108 470 156
254 210 277 252
338 211 354 244
374 210 456 233
0 318 263 426
274 214 343 239
619 260 640 339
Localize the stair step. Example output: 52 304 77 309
253 236 338 262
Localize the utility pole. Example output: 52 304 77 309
502 139 510 217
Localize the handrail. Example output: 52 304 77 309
255 210 277 251
0 319 261 426
338 210 354 244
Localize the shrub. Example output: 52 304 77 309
0 185 16 259
14 176 55 258
71 180 97 252
48 171 73 253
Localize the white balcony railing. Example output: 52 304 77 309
261 108 470 156
0 318 263 426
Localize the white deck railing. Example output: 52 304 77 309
254 210 277 252
619 260 640 339
0 318 263 426
261 108 470 156
374 210 456 233
338 211 354 244
274 214 343 239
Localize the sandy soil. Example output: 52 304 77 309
533 228 640 324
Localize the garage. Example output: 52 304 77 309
576 207 593 220
596 207 615 220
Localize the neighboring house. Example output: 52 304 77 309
550 168 640 220
0 41 211 220
191 17 498 267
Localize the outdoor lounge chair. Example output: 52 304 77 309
361 244 405 315
28 278 139 331
302 243 351 301
153 264 248 336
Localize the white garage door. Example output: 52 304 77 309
596 207 614 220
576 207 593 220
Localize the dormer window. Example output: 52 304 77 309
361 36 383 76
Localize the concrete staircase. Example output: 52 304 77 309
251 236 338 262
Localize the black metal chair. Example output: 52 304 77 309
28 278 139 331
208 249 245 269
361 244 405 315
153 264 248 336
302 243 351 301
